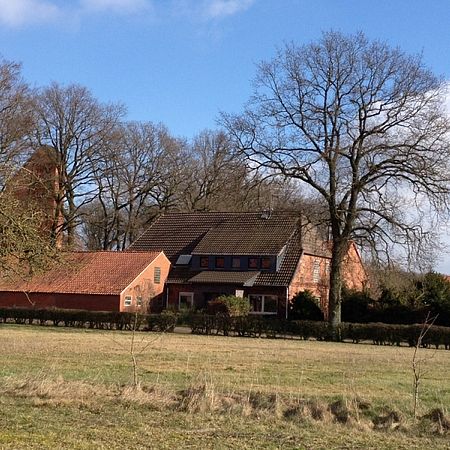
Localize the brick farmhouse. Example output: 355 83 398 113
0 251 170 312
129 212 367 319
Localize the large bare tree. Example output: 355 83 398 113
33 82 124 246
222 31 450 330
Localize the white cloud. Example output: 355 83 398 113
203 0 254 19
0 0 61 27
80 0 151 14
0 0 152 28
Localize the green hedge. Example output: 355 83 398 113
0 307 175 332
187 314 450 349
1 307 449 349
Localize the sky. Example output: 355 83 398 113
2 0 450 271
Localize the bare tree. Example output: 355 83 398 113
180 130 248 211
222 31 450 331
0 193 59 280
180 129 301 213
412 312 437 421
0 59 59 278
84 122 187 250
0 59 35 190
33 82 124 246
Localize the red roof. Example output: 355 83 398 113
0 251 163 295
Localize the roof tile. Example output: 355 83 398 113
0 251 162 295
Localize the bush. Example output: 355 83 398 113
341 288 372 323
146 310 177 332
289 291 323 321
207 295 250 317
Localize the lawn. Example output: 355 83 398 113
0 324 449 449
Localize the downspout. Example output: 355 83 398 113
285 286 289 320
165 284 169 310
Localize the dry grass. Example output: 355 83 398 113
1 325 450 449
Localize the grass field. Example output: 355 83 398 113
0 324 449 449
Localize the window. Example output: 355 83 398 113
154 267 161 284
261 257 271 270
124 296 132 306
249 294 278 314
232 257 241 269
176 254 192 265
179 292 194 310
312 260 321 282
215 256 225 268
200 256 209 268
136 296 143 306
248 257 258 269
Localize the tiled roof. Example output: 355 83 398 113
254 232 303 286
129 211 331 288
0 251 162 295
167 266 198 284
129 212 304 259
188 271 260 286
191 214 299 255
128 212 245 262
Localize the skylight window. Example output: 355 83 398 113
176 254 192 265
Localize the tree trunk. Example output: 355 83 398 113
328 239 347 339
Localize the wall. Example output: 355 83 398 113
0 291 119 311
166 282 287 317
120 252 171 312
288 253 330 316
288 244 368 319
342 243 367 291
7 146 63 245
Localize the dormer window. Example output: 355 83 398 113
215 257 225 268
261 257 271 269
200 256 209 268
232 257 241 269
248 257 258 269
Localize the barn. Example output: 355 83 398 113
0 251 170 312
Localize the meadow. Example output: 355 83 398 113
0 324 449 449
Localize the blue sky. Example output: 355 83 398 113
2 0 450 270
2 0 450 138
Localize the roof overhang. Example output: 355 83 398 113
188 271 260 287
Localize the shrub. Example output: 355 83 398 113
341 288 373 323
289 291 323 321
207 295 250 317
146 310 177 332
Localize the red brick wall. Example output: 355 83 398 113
288 253 330 315
7 147 63 244
120 252 171 312
342 243 367 291
288 244 367 319
0 291 119 311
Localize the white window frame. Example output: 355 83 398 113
124 295 132 307
249 294 278 315
154 267 161 284
312 260 321 282
179 292 194 310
